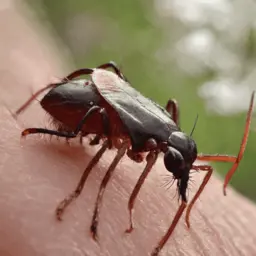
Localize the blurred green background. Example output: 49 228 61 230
26 0 256 201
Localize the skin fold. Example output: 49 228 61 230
1 3 256 256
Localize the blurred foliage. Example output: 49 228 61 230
26 0 256 202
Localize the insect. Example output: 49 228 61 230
15 62 254 256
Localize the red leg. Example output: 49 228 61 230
55 141 109 220
63 68 94 81
90 141 129 241
14 63 126 117
14 68 94 117
165 99 179 127
151 201 187 256
125 151 158 233
14 83 55 116
223 91 254 195
185 165 213 228
97 61 126 80
197 91 254 195
197 154 236 163
126 150 144 163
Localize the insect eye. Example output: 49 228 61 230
168 132 197 163
164 147 185 178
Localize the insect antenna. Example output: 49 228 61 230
190 114 199 137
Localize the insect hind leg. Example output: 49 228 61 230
14 68 95 117
97 61 128 81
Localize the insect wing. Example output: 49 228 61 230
92 69 178 150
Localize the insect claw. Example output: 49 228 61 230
92 233 99 243
55 202 66 221
185 216 191 229
90 223 99 242
21 129 30 137
151 247 160 256
55 208 63 221
56 216 63 221
223 186 227 196
125 226 133 234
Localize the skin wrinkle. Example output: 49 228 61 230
1 2 256 256
196 211 229 256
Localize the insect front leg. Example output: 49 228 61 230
185 165 213 228
125 150 158 233
90 141 129 241
56 141 109 220
165 99 180 127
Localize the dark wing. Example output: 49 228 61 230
92 69 179 151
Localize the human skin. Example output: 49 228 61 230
1 3 256 256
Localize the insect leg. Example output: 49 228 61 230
165 99 179 127
89 108 113 148
21 105 110 140
60 68 94 81
90 141 129 241
14 83 56 116
151 201 187 256
125 150 158 233
197 154 237 162
79 132 88 145
89 135 101 145
197 91 254 195
97 61 127 81
126 150 144 163
56 140 109 220
15 68 94 117
185 165 213 228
